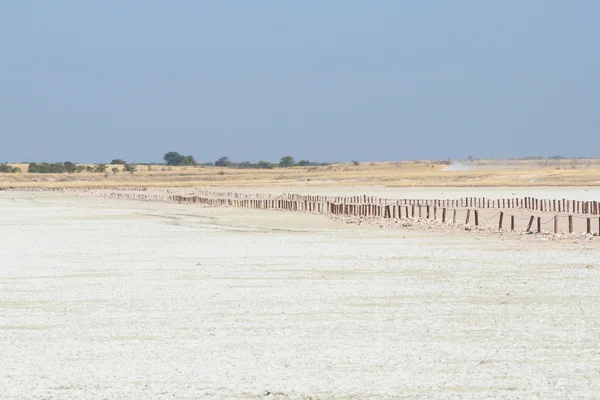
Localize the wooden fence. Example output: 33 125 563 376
6 188 600 236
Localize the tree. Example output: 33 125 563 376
163 152 185 166
123 163 137 174
297 160 310 166
279 156 295 168
111 159 127 165
215 156 232 167
163 152 197 166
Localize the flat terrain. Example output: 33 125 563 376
2 159 600 188
1 192 600 399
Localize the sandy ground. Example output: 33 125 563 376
1 192 600 399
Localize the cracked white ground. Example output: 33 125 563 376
1 192 599 399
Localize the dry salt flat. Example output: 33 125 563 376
1 191 600 399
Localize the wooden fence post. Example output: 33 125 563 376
498 211 504 229
587 218 591 235
511 215 515 231
526 216 534 232
537 217 541 233
569 215 573 233
466 209 471 225
453 209 457 224
554 216 558 234
442 208 446 223
474 210 479 226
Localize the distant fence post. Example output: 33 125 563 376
587 218 591 235
569 215 573 233
526 216 534 232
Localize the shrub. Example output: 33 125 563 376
93 164 108 173
123 164 137 173
63 161 77 173
256 161 274 169
0 163 20 173
28 163 66 173
0 163 21 174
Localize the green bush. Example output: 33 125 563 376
123 163 137 173
256 161 274 169
0 163 20 173
93 164 108 173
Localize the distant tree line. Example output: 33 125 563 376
27 162 109 174
211 155 329 169
161 152 330 169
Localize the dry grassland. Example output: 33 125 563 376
1 159 600 188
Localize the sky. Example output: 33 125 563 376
1 1 599 163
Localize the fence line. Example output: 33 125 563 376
5 187 600 236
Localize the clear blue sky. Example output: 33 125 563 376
1 1 598 163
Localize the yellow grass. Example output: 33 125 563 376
1 160 600 189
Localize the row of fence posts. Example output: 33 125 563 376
166 194 600 235
7 187 600 215
347 197 600 216
7 188 600 235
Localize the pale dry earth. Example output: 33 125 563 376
1 192 600 399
